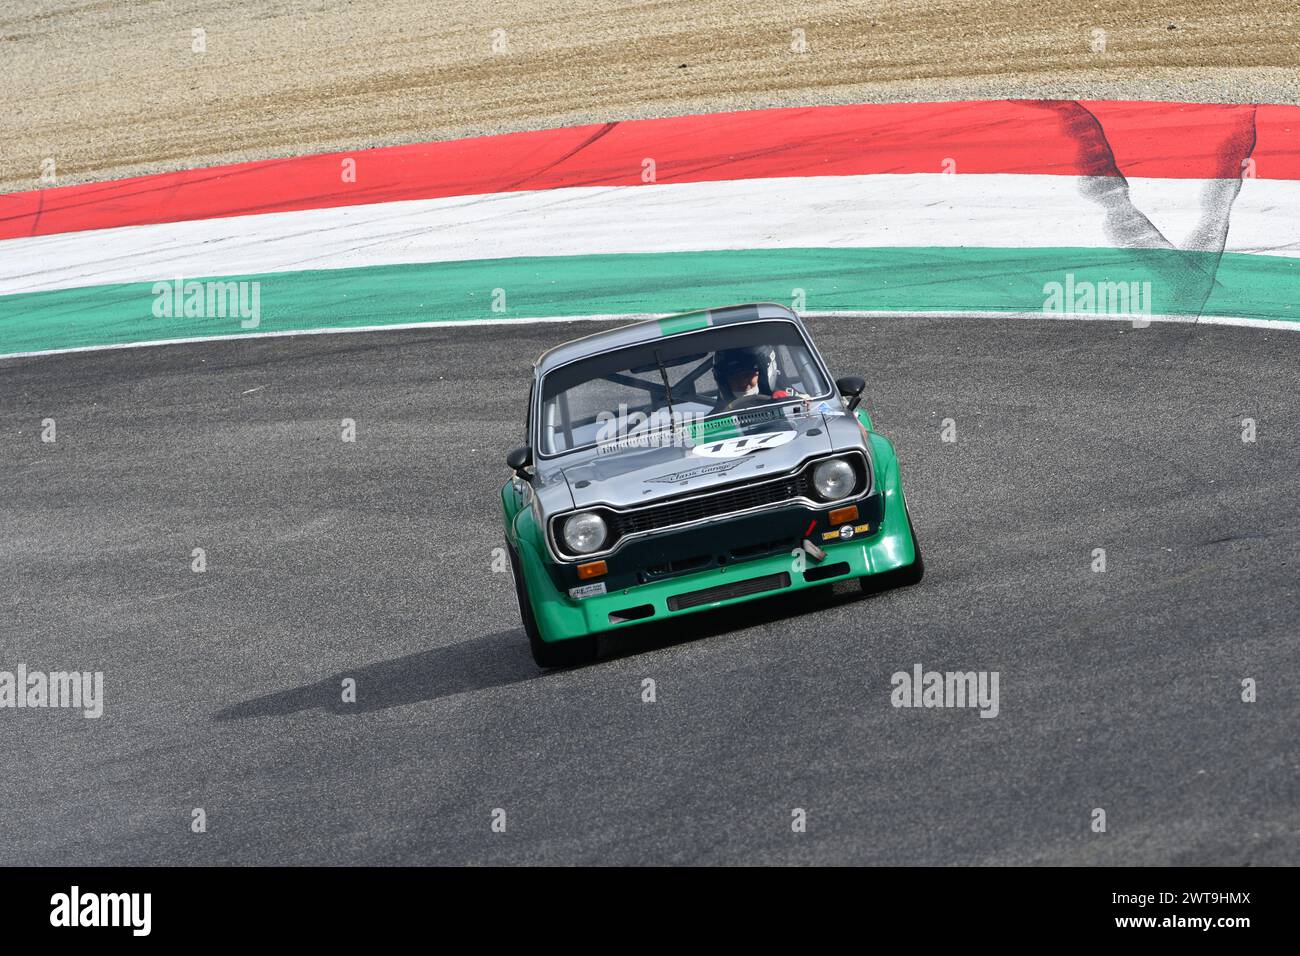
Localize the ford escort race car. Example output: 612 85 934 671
501 303 923 667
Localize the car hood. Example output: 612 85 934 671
556 408 837 510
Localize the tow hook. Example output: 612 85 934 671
800 538 826 564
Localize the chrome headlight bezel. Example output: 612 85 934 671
810 457 858 502
561 511 609 555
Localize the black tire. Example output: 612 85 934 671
859 509 925 594
507 542 598 668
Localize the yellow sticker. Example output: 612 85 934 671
821 530 839 541
854 523 871 534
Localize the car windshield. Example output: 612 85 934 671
538 320 832 456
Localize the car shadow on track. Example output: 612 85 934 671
213 628 540 720
214 583 888 719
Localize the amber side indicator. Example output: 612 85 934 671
577 560 608 580
828 505 860 525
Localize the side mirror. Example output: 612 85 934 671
836 375 866 411
506 446 534 479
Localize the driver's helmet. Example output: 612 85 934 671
713 345 778 401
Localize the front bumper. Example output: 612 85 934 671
522 476 917 643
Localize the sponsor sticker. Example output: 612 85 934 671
647 457 747 484
690 429 797 459
568 582 607 600
821 522 872 542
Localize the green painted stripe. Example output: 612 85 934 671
2 247 1297 356
682 416 743 442
657 312 712 335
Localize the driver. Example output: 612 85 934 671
712 346 801 411
714 347 766 404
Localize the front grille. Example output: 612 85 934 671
667 572 791 611
550 452 870 560
612 473 810 536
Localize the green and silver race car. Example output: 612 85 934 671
501 303 923 667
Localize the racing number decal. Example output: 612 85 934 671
691 430 797 459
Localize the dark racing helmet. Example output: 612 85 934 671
713 345 778 400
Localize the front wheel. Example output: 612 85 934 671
507 542 598 668
860 509 924 594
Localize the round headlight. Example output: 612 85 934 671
562 512 608 555
811 459 857 501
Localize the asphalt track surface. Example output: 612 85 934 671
1 316 1297 865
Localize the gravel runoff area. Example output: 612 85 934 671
2 0 1299 192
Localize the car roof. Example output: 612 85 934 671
533 303 807 375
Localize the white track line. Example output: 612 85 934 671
3 310 1295 361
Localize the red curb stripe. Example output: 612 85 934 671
1 100 1297 241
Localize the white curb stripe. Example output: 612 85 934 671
2 174 1297 296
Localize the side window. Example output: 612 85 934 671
775 345 803 391
776 342 828 396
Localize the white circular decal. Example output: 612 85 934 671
839 524 855 540
691 430 798 459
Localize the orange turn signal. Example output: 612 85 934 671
577 560 608 580
828 505 860 525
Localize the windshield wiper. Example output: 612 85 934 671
653 349 676 424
